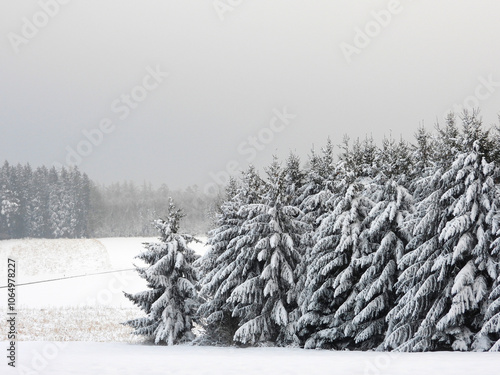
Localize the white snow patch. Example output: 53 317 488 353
0 236 208 308
2 342 499 375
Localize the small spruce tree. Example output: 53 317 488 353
123 199 199 345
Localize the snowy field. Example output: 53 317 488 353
0 237 209 343
1 237 499 374
4 342 500 375
0 237 208 308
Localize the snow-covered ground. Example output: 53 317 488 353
1 237 499 374
0 237 209 344
0 237 209 308
4 342 500 375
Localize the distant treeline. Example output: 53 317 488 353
0 162 217 240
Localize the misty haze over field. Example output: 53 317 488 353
1 1 500 191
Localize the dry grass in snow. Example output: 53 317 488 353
0 238 111 280
0 306 145 343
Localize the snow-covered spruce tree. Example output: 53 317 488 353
411 126 435 173
294 141 337 333
346 176 413 349
283 152 305 207
298 162 373 349
491 123 500 165
123 199 199 345
29 166 50 238
477 193 500 351
341 136 415 349
196 177 245 344
409 126 436 199
375 135 413 188
0 162 20 239
228 157 309 346
338 136 379 180
384 113 499 351
15 163 33 238
48 167 77 238
197 177 240 283
70 168 92 238
279 153 308 343
343 136 414 349
196 166 264 344
297 139 337 226
433 113 462 170
470 115 500 351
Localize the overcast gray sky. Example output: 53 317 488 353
1 1 499 192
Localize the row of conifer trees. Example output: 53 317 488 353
0 162 215 239
125 111 500 351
